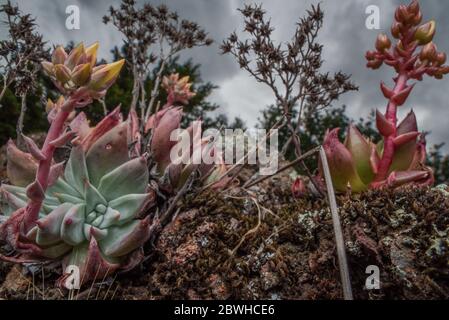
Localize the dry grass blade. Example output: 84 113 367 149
319 146 353 300
103 273 118 300
95 267 111 300
229 196 262 257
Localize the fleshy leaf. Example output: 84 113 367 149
322 129 366 192
397 110 418 134
85 182 107 214
99 217 152 258
389 110 419 173
35 203 72 246
6 139 38 187
393 131 419 146
64 145 89 195
26 180 45 202
40 242 72 259
108 193 154 225
375 110 395 136
54 192 84 205
98 207 120 229
61 238 120 289
150 107 182 172
86 121 129 187
69 112 91 141
0 186 27 216
80 106 122 152
391 84 415 106
344 125 375 185
98 157 149 201
60 203 86 246
47 178 83 199
386 170 430 187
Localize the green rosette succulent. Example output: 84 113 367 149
1 120 155 286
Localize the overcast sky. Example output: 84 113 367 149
2 0 449 150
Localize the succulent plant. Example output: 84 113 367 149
128 73 230 191
1 109 155 286
0 45 225 288
162 73 196 105
321 0 447 192
0 43 129 287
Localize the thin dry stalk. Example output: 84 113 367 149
229 196 262 257
319 146 353 300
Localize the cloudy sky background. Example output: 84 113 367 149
2 0 449 150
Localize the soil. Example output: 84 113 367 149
1 172 448 300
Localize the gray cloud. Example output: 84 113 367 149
4 0 449 150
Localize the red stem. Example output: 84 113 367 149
22 97 81 233
374 73 409 182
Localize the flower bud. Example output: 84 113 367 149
85 42 99 68
411 11 422 26
54 64 71 84
367 59 383 69
71 63 92 86
408 1 420 15
45 98 54 113
391 22 402 39
365 50 376 60
395 5 409 23
420 42 437 61
414 20 436 45
41 61 54 77
52 46 67 65
435 52 447 66
434 72 443 80
65 43 85 70
375 33 391 52
88 59 125 92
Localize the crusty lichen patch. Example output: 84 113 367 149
112 181 449 300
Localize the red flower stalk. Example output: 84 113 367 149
318 1 447 193
366 0 448 185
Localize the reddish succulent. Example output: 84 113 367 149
0 44 128 287
322 1 445 192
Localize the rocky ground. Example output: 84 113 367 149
0 138 448 300
0 170 448 300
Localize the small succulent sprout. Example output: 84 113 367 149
162 73 196 105
1 110 155 287
321 128 367 192
291 177 307 198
